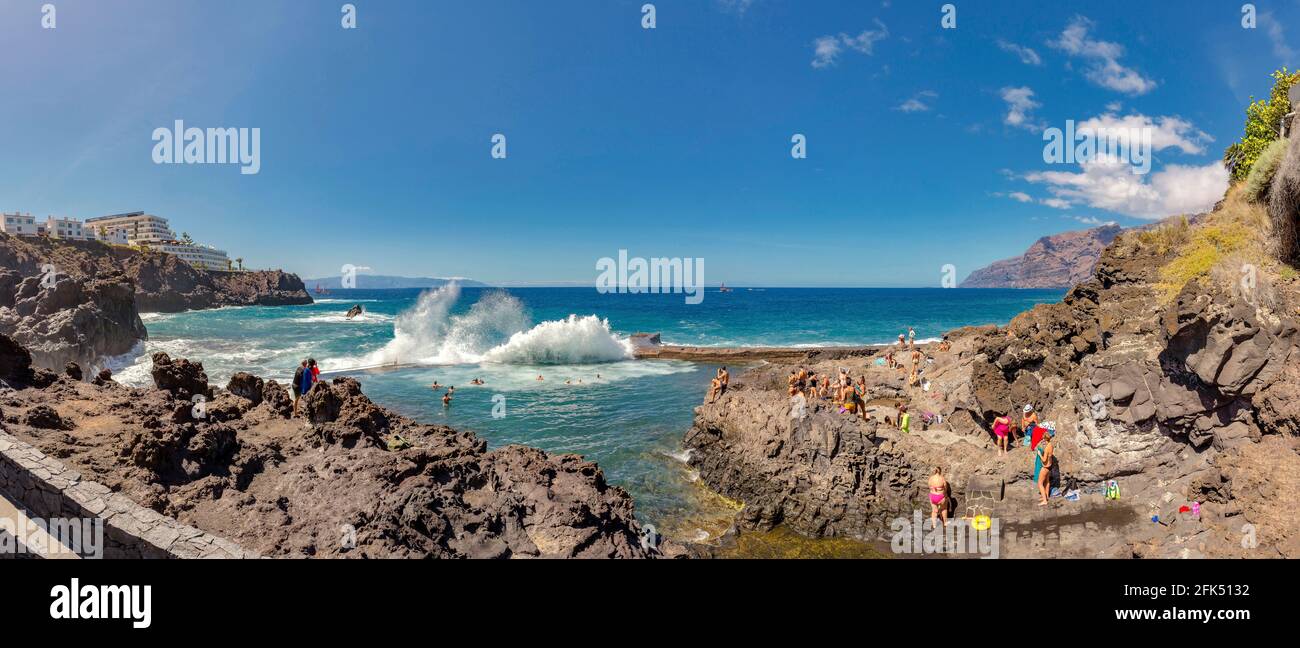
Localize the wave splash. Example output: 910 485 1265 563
361 282 632 366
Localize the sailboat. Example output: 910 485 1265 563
315 283 331 296
719 283 733 293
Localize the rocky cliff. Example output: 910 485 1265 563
0 270 146 374
686 189 1300 558
0 234 311 312
960 224 1122 288
0 337 677 558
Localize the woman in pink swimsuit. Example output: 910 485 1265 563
927 467 948 526
992 414 1012 455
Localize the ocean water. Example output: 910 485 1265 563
113 285 1063 545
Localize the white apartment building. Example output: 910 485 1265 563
8 209 231 269
46 216 87 240
2 212 39 236
155 242 232 272
84 212 175 245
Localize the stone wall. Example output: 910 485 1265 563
0 430 256 559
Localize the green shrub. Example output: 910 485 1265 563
1245 138 1289 203
1224 68 1299 181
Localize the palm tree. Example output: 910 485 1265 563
181 232 194 245
226 259 233 272
236 257 244 271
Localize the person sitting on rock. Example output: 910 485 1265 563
707 375 721 403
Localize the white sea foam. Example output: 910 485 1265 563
292 312 393 324
342 283 633 369
661 448 694 464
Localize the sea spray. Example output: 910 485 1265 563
364 283 462 365
359 283 632 367
482 314 633 364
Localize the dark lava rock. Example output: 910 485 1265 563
150 352 211 401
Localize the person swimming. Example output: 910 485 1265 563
536 375 544 381
442 391 452 406
928 466 948 525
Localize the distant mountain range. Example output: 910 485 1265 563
960 224 1122 289
303 275 490 289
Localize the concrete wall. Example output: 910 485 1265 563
0 430 256 559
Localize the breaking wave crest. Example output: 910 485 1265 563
358 283 632 367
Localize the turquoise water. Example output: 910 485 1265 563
114 286 1063 540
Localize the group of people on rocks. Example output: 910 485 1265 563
782 367 874 421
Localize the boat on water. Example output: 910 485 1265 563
315 283 331 295
719 283 733 293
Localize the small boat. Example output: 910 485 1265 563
315 283 331 295
719 283 733 293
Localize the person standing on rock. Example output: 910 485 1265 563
908 327 916 349
291 359 308 418
928 466 948 526
992 413 1013 455
299 359 316 407
1035 433 1055 506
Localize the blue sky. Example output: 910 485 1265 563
1 0 1296 286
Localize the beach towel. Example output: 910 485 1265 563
1029 424 1046 450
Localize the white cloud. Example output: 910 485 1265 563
717 0 756 15
1049 17 1156 95
1000 86 1042 130
1024 160 1228 220
1008 191 1033 203
997 39 1042 66
895 90 938 113
1041 198 1072 209
1075 111 1214 155
1263 12 1297 61
1105 101 1122 112
812 19 889 68
1068 215 1117 227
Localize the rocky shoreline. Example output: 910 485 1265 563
0 234 312 374
680 188 1300 558
0 337 678 558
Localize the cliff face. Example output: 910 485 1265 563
686 195 1300 557
0 270 146 373
0 234 312 312
960 224 1122 288
0 337 676 558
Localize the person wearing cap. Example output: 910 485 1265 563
1020 403 1039 433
